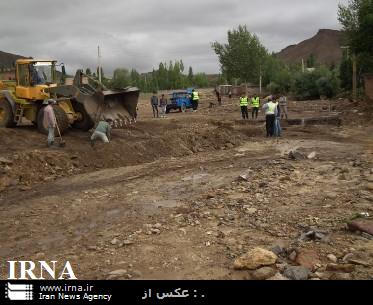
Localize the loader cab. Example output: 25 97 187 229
15 60 57 100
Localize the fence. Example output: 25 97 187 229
291 101 337 113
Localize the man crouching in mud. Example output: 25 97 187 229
90 118 112 147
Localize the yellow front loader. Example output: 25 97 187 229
0 59 139 134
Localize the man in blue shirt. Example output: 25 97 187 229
150 92 159 118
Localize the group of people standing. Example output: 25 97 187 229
238 94 288 138
262 95 288 138
239 94 261 120
150 92 168 118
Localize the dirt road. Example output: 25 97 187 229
1 94 372 280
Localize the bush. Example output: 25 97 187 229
292 72 320 100
317 76 337 98
266 82 281 94
292 67 340 100
317 77 332 98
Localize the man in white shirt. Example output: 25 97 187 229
262 96 277 137
43 99 57 147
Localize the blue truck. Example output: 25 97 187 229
166 88 194 113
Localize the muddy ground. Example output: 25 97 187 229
0 91 372 280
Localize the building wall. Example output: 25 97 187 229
364 74 373 100
0 71 16 80
219 84 262 96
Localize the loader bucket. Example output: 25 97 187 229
82 88 139 128
49 83 140 129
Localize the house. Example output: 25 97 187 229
0 67 16 80
219 83 260 97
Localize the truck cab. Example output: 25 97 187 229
166 89 193 113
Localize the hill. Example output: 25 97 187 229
0 50 29 69
276 29 346 66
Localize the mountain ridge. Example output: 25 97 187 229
276 29 346 66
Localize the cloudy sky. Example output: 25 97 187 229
0 0 348 75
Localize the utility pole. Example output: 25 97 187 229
259 65 262 94
301 58 305 73
97 45 102 83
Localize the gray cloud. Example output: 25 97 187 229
0 0 348 75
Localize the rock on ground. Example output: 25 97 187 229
267 273 289 280
327 254 338 263
106 269 128 279
295 249 321 271
270 240 289 256
0 157 13 165
307 152 317 159
283 266 310 280
326 264 355 273
288 150 306 161
347 219 373 236
234 247 278 270
329 273 352 280
252 267 277 280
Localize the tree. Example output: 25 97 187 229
85 68 92 75
157 62 168 89
292 71 320 100
262 55 291 93
193 73 209 88
111 68 131 88
338 0 373 73
340 50 353 90
171 61 183 89
212 25 268 84
306 53 316 68
188 66 194 83
130 69 140 86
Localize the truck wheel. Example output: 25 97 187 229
0 98 16 127
72 102 94 131
37 105 69 135
166 108 170 114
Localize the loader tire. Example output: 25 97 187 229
72 102 94 131
37 105 69 135
0 98 16 128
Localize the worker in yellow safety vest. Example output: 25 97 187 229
191 89 200 112
262 96 277 137
251 95 260 119
239 95 249 120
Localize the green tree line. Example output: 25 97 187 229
85 61 224 92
